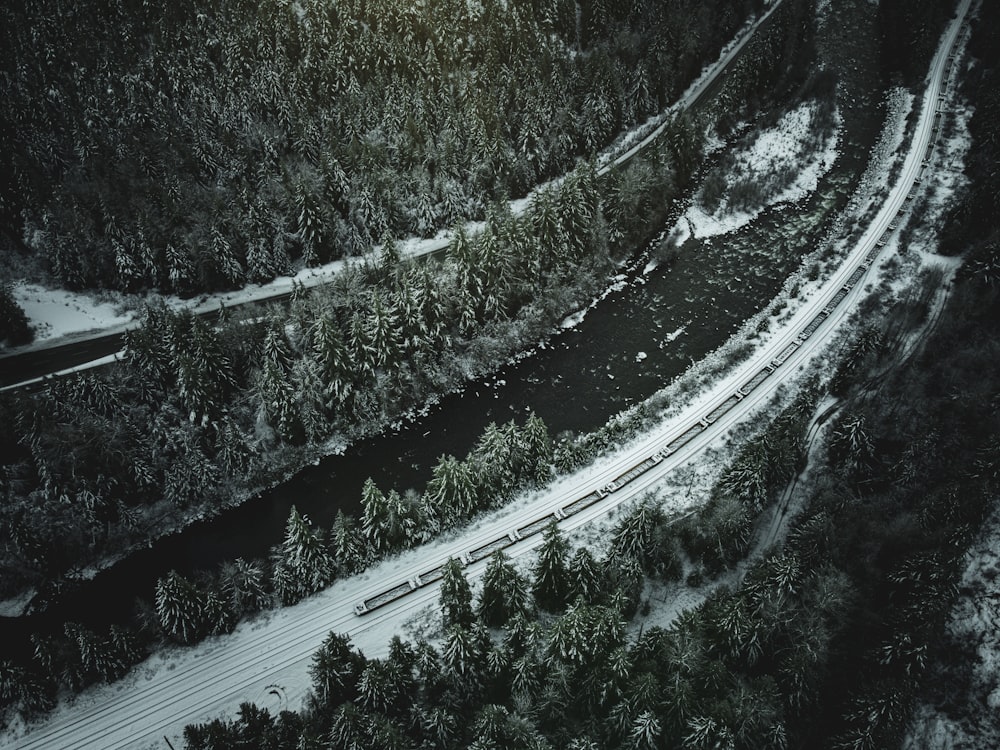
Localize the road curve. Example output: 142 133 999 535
0 2 787 391
3 1 970 747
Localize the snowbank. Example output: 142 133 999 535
684 101 841 239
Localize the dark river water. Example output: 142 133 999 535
0 7 888 655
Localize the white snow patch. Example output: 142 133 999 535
685 101 841 239
9 283 134 344
559 309 588 329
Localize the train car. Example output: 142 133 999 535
739 367 773 397
563 490 604 517
353 578 417 616
467 534 519 564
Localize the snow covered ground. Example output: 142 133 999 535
684 100 841 239
903 508 1000 750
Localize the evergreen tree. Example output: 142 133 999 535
569 547 605 606
219 557 270 616
361 478 414 554
424 454 479 527
255 358 302 443
309 631 367 709
532 521 571 612
478 549 529 627
273 506 334 604
439 557 474 629
521 411 554 485
310 311 354 406
175 316 237 425
364 291 402 369
156 570 205 644
469 422 519 500
330 510 367 574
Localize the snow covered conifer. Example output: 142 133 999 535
522 411 554 484
439 557 475 628
309 631 366 709
478 549 529 627
176 315 237 425
310 311 353 407
424 454 479 525
330 510 367 573
569 547 605 606
628 710 662 750
361 479 413 553
155 570 205 644
274 506 333 604
532 521 571 612
219 557 270 616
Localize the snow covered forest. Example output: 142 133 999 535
2 0 999 747
0 0 820 605
1 0 765 293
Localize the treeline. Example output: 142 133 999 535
0 0 764 293
0 413 553 717
878 0 955 87
939 0 1000 272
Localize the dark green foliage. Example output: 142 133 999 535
478 550 530 627
532 521 571 612
308 632 366 714
878 0 952 86
272 506 334 605
439 558 475 630
0 0 759 294
0 284 32 346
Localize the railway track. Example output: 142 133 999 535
4 1 971 746
350 0 970 619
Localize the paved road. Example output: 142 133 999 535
3 1 970 746
0 2 786 391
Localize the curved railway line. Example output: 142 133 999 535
4 0 970 746
351 2 970 618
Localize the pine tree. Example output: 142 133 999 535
309 631 366 709
439 557 474 629
569 547 605 606
0 283 33 346
329 702 367 749
532 521 571 612
469 422 518 501
219 557 270 616
310 311 353 406
255 358 302 443
365 291 402 370
274 506 334 604
443 622 488 684
628 711 662 750
176 316 237 425
478 549 529 627
610 499 664 569
521 411 554 485
330 510 367 574
361 478 414 553
156 570 205 644
424 454 480 527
